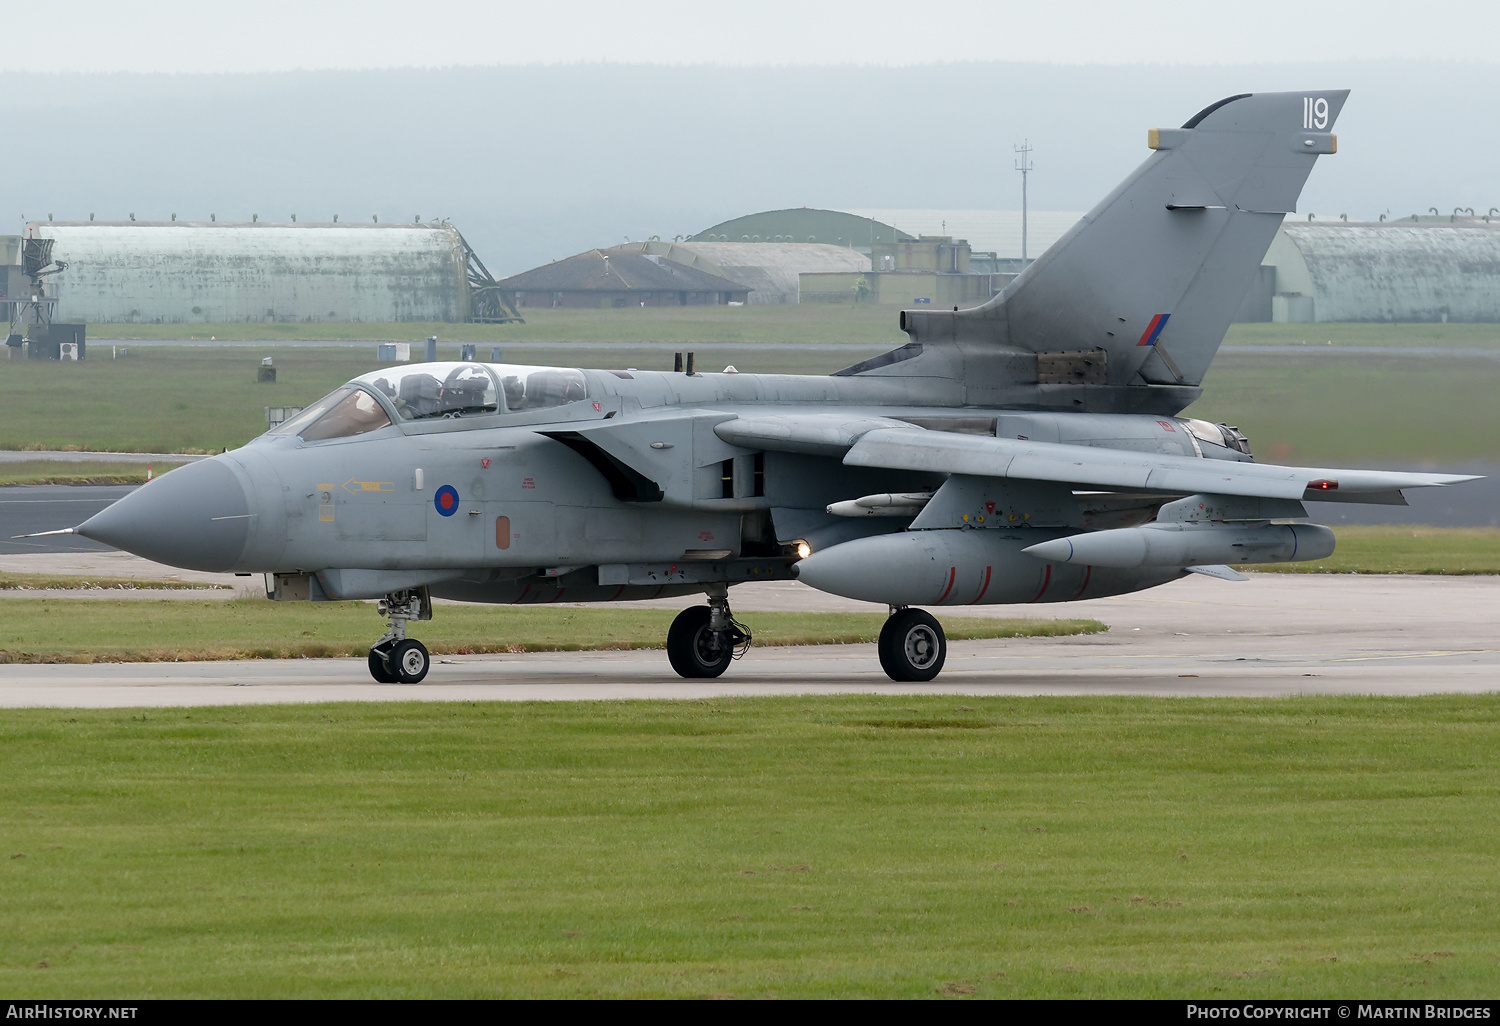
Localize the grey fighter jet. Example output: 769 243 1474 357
67 90 1478 684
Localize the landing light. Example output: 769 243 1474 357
795 540 811 560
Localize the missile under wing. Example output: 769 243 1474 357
70 89 1479 683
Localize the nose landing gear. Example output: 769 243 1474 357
368 588 432 683
667 584 751 678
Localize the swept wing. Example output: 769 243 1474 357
717 416 1477 505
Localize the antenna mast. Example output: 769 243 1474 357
1014 139 1033 266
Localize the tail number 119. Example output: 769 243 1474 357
1303 96 1329 130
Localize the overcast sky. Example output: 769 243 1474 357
6 0 1499 73
5 3 1497 274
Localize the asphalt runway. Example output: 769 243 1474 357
0 485 135 555
2 574 1496 707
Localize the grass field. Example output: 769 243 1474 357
0 342 889 453
73 311 1500 350
81 305 911 347
0 573 224 592
1223 322 1500 348
0 461 160 486
1249 527 1500 575
1183 351 1499 465
3 345 1498 465
4 316 1497 462
0 600 1101 664
1 695 1496 998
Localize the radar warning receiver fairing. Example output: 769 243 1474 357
71 90 1478 683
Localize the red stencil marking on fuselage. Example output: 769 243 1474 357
1029 564 1053 602
936 566 957 604
1070 565 1093 601
969 565 993 604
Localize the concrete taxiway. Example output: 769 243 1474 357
1 568 1495 707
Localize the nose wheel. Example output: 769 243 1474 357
367 589 432 683
878 608 946 682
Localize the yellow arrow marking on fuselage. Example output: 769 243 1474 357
342 477 395 495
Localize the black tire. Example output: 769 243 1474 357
391 638 431 684
878 609 946 682
368 646 398 684
667 605 734 679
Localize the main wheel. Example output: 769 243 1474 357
878 609 946 682
368 646 398 683
390 638 431 684
667 605 734 679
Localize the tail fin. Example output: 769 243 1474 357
896 90 1347 392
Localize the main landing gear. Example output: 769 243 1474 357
878 607 947 682
667 584 752 678
368 589 432 684
662 592 948 682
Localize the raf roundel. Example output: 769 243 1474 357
434 485 459 517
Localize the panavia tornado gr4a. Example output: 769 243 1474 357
68 90 1477 684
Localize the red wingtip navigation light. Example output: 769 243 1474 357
1306 479 1339 491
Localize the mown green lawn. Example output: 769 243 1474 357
5 332 1497 465
1185 351 1500 465
1 696 1496 998
0 342 888 453
82 304 912 346
0 460 164 486
74 311 1500 349
1223 322 1500 348
1250 527 1500 575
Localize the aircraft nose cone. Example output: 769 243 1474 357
76 457 252 572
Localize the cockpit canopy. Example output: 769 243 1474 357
273 362 590 442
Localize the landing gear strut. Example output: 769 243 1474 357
667 585 751 678
368 588 432 684
878 607 946 682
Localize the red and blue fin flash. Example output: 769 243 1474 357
1136 313 1171 347
1135 313 1185 382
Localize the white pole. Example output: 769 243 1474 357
1014 140 1033 266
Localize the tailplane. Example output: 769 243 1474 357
869 90 1347 408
